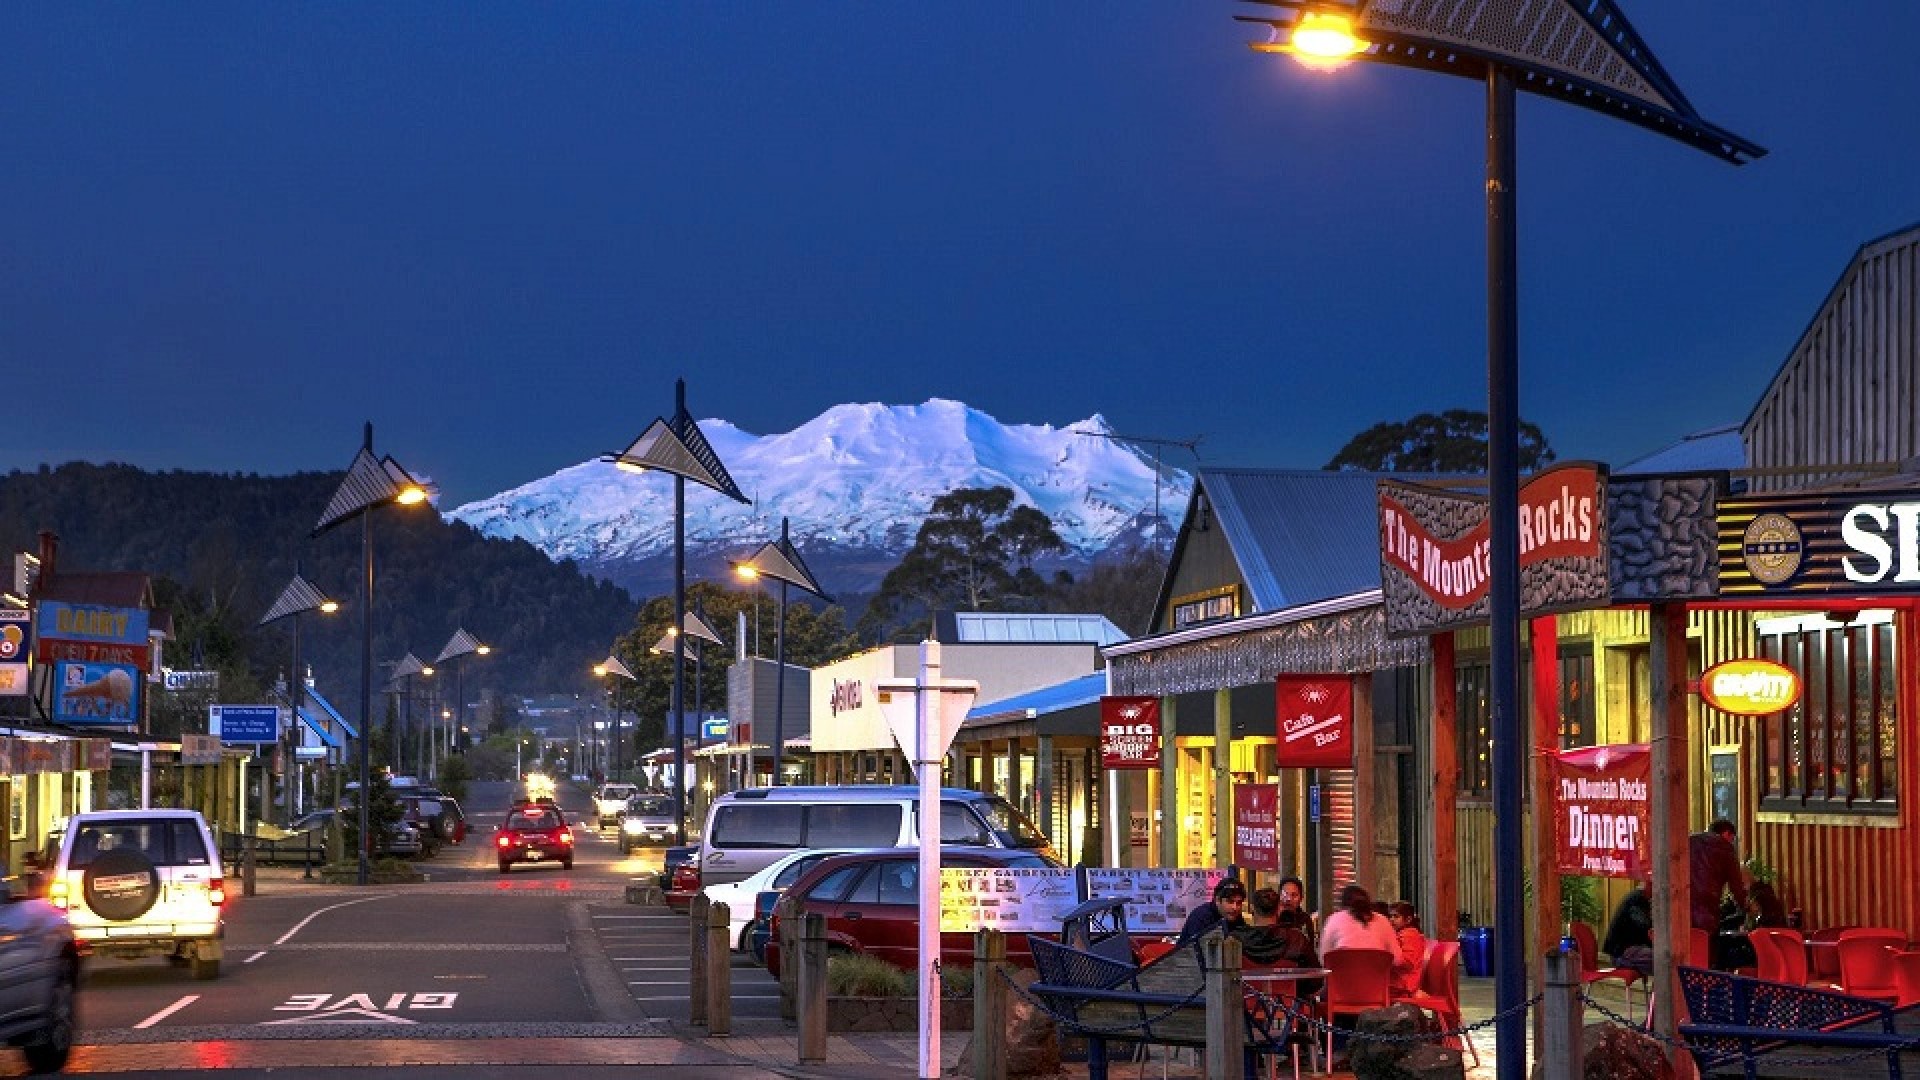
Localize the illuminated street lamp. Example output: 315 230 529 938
434 628 491 762
313 422 431 887
388 653 429 778
651 606 724 790
593 654 637 782
605 379 748 843
1239 3 1761 1070
256 570 338 890
734 518 830 788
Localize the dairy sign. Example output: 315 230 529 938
1377 463 1609 637
1099 696 1160 770
1550 744 1651 879
1700 659 1800 716
1274 675 1353 769
1720 486 1920 597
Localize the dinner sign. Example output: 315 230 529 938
1550 744 1651 879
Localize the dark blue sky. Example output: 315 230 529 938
3 5 1915 507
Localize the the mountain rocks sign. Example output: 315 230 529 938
1378 463 1609 637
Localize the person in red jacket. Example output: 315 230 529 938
1689 818 1748 934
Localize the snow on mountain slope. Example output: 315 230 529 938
447 401 1191 584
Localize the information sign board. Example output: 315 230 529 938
1082 868 1225 938
211 704 282 744
938 867 1078 933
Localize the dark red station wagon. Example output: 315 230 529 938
765 846 1062 977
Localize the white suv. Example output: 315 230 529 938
594 783 638 827
49 809 225 980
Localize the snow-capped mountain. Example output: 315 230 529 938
447 399 1193 598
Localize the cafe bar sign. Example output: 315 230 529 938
1720 486 1920 596
1378 463 1609 637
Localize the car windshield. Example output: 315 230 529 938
973 795 1052 848
507 811 560 831
627 796 672 816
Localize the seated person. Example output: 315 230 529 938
1387 902 1426 996
1274 875 1317 944
1178 878 1248 944
1319 884 1397 956
1601 881 1654 976
1249 887 1282 928
1748 882 1788 928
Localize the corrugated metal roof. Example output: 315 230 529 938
304 687 356 740
1616 424 1744 474
967 671 1108 722
940 611 1127 646
37 571 151 608
1203 468 1462 612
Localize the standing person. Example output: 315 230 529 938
1318 884 1397 955
1689 818 1748 934
1386 902 1427 996
1178 878 1248 944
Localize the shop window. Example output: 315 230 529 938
1757 613 1899 815
1456 663 1491 798
1559 648 1596 750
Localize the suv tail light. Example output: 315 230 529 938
559 829 573 845
208 877 226 906
48 878 69 911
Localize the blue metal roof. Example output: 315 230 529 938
304 687 356 740
1201 468 1463 612
297 708 341 748
1616 424 1744 474
939 611 1127 646
968 672 1108 721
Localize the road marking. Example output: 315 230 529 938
275 892 397 945
134 995 200 1029
245 950 268 964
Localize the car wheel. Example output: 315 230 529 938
562 859 573 870
83 847 161 921
20 961 74 1073
498 860 511 874
190 955 220 981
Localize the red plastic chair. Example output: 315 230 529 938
1807 926 1855 980
1689 928 1712 970
1893 950 1920 1009
1322 948 1395 1065
1569 921 1645 1024
1836 929 1908 1001
1401 940 1478 1067
1749 928 1827 988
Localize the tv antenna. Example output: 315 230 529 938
1072 430 1202 546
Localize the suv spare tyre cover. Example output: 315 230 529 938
83 847 162 921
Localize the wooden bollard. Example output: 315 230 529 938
972 929 1007 1080
798 913 829 1064
707 900 732 1036
778 896 799 1022
1202 934 1242 1080
690 893 710 1026
1542 947 1584 1079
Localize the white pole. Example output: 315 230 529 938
917 639 941 1080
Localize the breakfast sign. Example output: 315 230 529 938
1377 463 1609 638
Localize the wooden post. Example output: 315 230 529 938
1352 674 1376 893
706 900 731 1036
1530 615 1562 1057
1432 632 1459 942
972 930 1007 1080
1541 947 1584 1080
1160 695 1178 868
1214 687 1233 871
689 893 709 1026
1202 933 1242 1080
1649 602 1691 1069
799 913 829 1064
779 895 798 1021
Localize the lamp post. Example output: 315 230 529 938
434 627 491 768
389 653 428 779
313 422 431 887
651 606 724 790
593 654 637 783
734 518 830 788
606 379 748 843
1240 5 1760 1073
256 570 338 891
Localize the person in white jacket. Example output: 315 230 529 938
1317 883 1398 956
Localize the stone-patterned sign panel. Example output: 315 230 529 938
1378 463 1610 638
1608 474 1720 601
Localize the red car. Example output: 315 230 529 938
495 805 573 872
765 846 1063 977
664 859 702 912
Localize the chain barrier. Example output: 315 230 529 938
1577 989 1920 1068
1248 986 1541 1045
995 966 1207 1036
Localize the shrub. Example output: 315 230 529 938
827 952 913 997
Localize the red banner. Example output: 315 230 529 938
1275 676 1354 768
1550 744 1652 878
1099 696 1161 770
1232 784 1279 871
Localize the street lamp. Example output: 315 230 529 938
256 569 338 890
651 606 724 791
733 517 830 788
434 628 491 766
593 654 637 783
605 379 748 843
1240 4 1761 1072
388 653 428 779
313 422 431 888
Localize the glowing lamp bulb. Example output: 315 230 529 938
395 486 429 506
615 460 647 475
1291 12 1367 63
319 600 340 614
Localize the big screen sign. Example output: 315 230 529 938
1550 744 1651 879
1100 696 1160 769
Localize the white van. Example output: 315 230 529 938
49 809 226 980
697 785 1053 888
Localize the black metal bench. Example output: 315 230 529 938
1027 935 1304 1080
1677 965 1920 1079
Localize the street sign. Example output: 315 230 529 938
211 704 282 745
1309 784 1321 823
701 717 727 740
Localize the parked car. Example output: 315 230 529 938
375 818 423 858
701 848 862 951
659 843 700 891
494 805 574 873
765 846 1063 977
47 808 227 980
0 876 80 1073
748 889 778 964
594 783 639 828
664 859 702 913
617 793 676 852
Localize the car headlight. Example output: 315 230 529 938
622 819 645 835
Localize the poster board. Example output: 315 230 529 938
938 867 1079 933
1082 868 1226 938
1709 744 1740 828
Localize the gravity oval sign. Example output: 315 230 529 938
1700 659 1801 716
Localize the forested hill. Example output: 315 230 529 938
0 463 636 706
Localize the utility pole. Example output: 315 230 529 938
1072 430 1202 545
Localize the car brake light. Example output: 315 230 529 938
496 834 513 848
559 829 573 845
208 877 226 906
48 879 68 910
